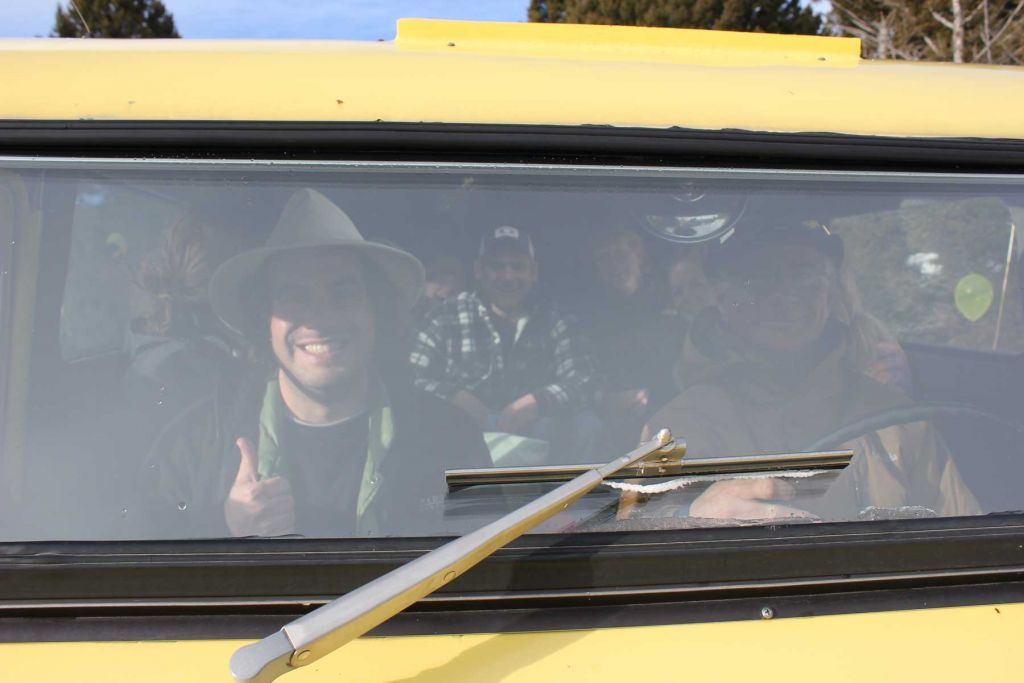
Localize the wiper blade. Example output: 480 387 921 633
446 449 853 488
229 429 678 683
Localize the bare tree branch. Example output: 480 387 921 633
988 1 1024 46
69 0 92 36
932 10 955 30
923 34 944 57
829 0 1022 64
981 0 993 63
952 0 965 63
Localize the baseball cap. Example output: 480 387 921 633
479 225 535 259
703 219 843 279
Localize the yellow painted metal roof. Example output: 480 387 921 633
2 18 1024 139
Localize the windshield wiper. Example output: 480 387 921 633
229 428 676 682
446 449 853 488
229 432 852 681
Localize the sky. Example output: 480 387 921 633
1 0 830 40
1 0 526 39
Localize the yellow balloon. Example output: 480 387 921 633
105 231 128 258
955 273 994 322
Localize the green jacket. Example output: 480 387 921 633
254 379 393 532
140 372 490 538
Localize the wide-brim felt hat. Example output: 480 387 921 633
210 188 425 336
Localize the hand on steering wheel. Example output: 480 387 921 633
690 403 1024 522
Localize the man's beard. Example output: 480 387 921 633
279 362 371 406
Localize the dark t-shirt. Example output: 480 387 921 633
491 312 518 375
281 413 369 537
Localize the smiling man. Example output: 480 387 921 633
141 189 489 538
642 219 979 521
410 225 599 461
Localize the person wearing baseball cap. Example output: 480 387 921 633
141 189 489 539
410 224 600 461
638 214 979 521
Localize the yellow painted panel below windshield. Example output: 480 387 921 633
2 602 1021 682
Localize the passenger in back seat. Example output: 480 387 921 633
410 225 601 464
576 225 682 455
124 207 255 447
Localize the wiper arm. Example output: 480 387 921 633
229 428 678 683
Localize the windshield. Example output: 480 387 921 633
3 160 1024 541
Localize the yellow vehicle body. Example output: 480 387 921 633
3 602 1023 682
1 19 1023 138
2 19 1024 683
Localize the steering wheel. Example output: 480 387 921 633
803 402 1024 453
577 402 1024 532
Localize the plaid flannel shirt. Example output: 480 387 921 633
410 291 596 414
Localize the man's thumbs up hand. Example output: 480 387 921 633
224 437 296 537
233 436 260 484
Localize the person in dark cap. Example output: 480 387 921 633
410 225 599 463
139 189 489 538
640 218 979 521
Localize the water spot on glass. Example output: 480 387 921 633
147 463 157 470
119 507 129 517
177 502 188 511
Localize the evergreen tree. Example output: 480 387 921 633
53 0 180 38
529 0 568 22
528 0 822 35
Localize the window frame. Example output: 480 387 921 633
3 122 1024 622
0 172 42 504
1 516 1023 626
0 182 12 475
